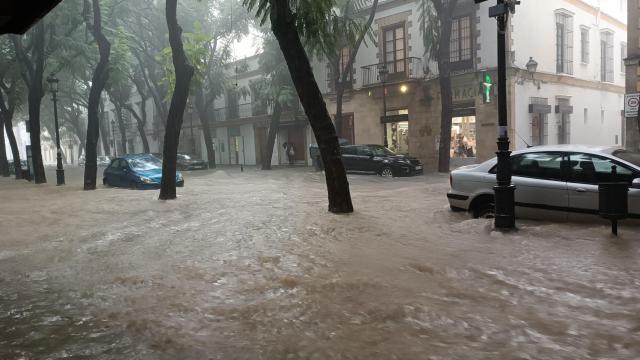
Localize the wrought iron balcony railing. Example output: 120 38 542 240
360 57 424 87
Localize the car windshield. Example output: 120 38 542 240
128 157 161 171
613 150 640 168
370 146 396 156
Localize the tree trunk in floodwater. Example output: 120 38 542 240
262 100 282 170
159 0 195 200
99 101 111 156
195 90 216 168
0 114 9 177
268 0 353 213
83 0 111 190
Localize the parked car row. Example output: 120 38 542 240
447 145 640 222
103 154 184 190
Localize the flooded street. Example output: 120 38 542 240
1 167 639 359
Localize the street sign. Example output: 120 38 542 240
624 93 639 118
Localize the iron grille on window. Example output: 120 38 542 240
580 27 589 63
600 31 614 82
621 42 627 72
450 15 472 70
557 98 571 144
556 13 574 75
530 97 548 146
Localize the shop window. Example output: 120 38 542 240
383 109 409 154
450 116 476 158
383 24 406 74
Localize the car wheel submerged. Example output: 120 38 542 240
379 167 394 178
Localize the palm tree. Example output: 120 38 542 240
243 0 354 214
253 34 297 170
419 0 459 173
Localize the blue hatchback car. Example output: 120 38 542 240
103 154 184 189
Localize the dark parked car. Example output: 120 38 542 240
340 144 423 177
8 160 28 176
103 154 184 189
177 153 208 171
309 138 350 170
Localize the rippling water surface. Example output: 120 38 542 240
1 168 639 359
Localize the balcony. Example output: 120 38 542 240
361 57 423 87
211 101 302 123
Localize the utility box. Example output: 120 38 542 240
598 182 629 235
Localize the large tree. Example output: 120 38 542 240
312 0 378 138
83 0 112 190
243 0 354 214
10 22 48 183
159 0 195 200
419 0 458 172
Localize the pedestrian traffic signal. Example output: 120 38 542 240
481 73 493 104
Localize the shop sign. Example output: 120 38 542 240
453 86 479 102
625 93 639 118
380 114 409 124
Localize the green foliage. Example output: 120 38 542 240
419 0 441 61
243 0 334 40
251 34 296 107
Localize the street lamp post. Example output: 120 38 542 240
379 64 389 146
111 119 117 157
476 0 520 230
47 74 65 186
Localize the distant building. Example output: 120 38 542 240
312 0 628 170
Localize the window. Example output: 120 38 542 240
512 152 564 181
556 12 574 74
356 146 374 157
569 153 636 184
600 31 614 82
450 15 473 70
580 27 589 63
583 108 588 124
621 42 627 72
383 24 406 74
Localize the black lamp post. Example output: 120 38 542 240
47 74 64 186
475 0 520 230
379 63 389 146
111 119 116 157
525 57 541 89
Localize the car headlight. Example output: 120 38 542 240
139 176 154 184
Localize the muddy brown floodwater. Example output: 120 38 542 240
1 167 639 359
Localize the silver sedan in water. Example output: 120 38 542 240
447 145 640 222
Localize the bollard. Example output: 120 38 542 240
598 165 629 236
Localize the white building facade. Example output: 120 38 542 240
312 0 628 170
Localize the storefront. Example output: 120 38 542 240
383 109 409 154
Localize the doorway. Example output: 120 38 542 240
450 116 476 159
287 127 306 163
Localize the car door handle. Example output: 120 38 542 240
574 188 587 193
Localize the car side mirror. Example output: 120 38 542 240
633 178 640 189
